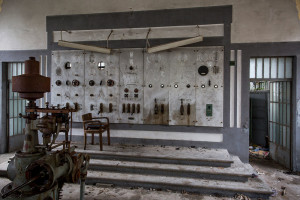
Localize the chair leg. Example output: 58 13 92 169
107 128 111 145
99 133 103 151
92 133 94 145
84 132 87 150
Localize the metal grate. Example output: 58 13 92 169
269 81 291 148
8 63 27 136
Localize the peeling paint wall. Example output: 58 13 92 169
0 0 300 50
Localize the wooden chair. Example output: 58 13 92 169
82 113 110 151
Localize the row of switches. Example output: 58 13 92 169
122 103 140 114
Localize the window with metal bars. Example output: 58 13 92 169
250 57 292 80
8 63 27 136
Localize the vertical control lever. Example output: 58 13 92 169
131 104 135 115
180 99 184 115
137 104 140 114
127 103 131 113
161 104 165 114
187 103 191 116
99 103 103 114
122 104 125 113
109 103 113 113
154 99 159 115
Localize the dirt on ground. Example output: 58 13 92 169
60 183 231 200
249 155 300 200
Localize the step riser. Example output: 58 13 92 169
0 171 7 178
88 154 232 167
85 178 270 199
88 165 249 182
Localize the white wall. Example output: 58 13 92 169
0 0 299 50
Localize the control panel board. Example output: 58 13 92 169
51 47 224 127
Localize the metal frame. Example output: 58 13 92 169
7 62 26 136
250 56 293 80
269 81 292 149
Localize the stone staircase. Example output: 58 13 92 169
75 145 273 199
0 145 273 198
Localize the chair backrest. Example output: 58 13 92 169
82 113 92 122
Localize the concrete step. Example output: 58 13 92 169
85 170 273 199
75 147 233 167
0 162 8 178
88 156 255 182
0 160 271 198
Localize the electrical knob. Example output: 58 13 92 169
72 80 80 87
107 79 115 87
55 80 62 86
89 80 95 86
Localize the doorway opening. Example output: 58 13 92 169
7 62 27 151
249 57 292 169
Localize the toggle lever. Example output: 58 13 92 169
180 99 184 115
187 103 191 116
131 104 135 115
98 103 103 114
154 99 159 115
161 104 165 114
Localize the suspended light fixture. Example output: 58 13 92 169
58 40 111 54
147 36 203 53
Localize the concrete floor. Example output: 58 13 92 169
249 156 300 200
0 145 299 199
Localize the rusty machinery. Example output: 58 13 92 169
1 57 90 200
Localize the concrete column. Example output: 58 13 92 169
0 62 8 153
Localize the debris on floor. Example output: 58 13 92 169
249 145 269 159
281 186 286 196
250 155 300 199
234 193 251 200
271 188 278 197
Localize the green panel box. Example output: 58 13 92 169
206 104 213 116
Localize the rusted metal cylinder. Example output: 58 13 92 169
24 57 39 74
12 57 50 101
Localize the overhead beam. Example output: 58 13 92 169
58 40 111 54
147 36 203 53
